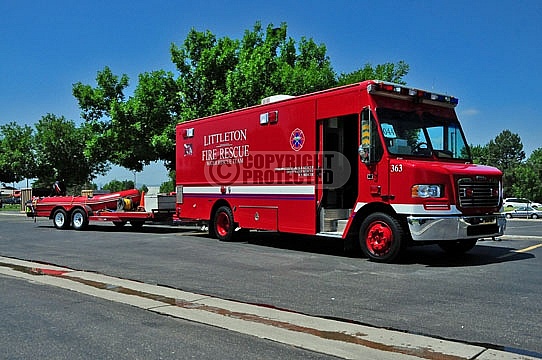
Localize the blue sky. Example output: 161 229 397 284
2 1 541 187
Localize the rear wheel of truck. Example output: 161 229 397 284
438 239 477 254
71 208 88 230
359 212 404 263
213 206 235 241
52 208 69 230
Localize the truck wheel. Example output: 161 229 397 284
52 208 69 230
438 239 477 254
359 212 404 263
71 208 88 230
213 206 235 241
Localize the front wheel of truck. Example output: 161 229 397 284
359 212 404 263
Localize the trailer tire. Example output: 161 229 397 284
52 208 69 230
213 206 235 242
71 208 89 230
359 212 404 263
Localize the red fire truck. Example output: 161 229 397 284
174 80 506 262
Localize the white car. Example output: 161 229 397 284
503 198 532 209
505 206 542 219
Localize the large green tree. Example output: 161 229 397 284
0 122 36 183
512 148 542 202
33 114 108 189
102 179 135 192
470 130 529 197
74 21 409 173
337 61 410 86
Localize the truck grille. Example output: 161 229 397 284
457 177 500 208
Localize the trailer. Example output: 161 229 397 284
26 189 175 230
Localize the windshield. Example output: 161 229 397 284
376 108 471 160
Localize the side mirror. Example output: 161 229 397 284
359 145 371 164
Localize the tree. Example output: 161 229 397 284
102 179 135 192
74 22 410 174
33 114 108 190
222 22 336 110
470 144 489 164
0 122 36 183
337 61 410 86
486 130 525 171
73 66 131 170
471 130 525 196
512 148 542 202
171 28 238 120
485 130 525 196
159 170 175 193
119 70 180 169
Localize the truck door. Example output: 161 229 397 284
359 107 390 203
316 115 358 234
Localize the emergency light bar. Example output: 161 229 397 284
367 81 459 108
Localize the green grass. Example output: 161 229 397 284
0 203 22 211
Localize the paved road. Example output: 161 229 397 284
1 213 541 358
0 273 338 360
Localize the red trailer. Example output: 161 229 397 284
174 80 506 262
27 189 174 230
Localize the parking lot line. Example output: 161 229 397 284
515 243 542 253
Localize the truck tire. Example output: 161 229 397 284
52 208 69 230
71 208 89 230
359 212 404 263
213 206 235 241
438 239 477 254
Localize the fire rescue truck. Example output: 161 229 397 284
175 80 506 262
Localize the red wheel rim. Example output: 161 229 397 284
365 221 393 256
216 212 230 237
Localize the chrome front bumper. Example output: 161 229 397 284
407 214 506 241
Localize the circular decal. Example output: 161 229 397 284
290 128 305 151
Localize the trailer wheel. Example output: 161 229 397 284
213 206 235 241
71 208 88 230
359 212 404 263
52 208 69 230
438 239 477 254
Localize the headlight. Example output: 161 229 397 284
412 184 442 198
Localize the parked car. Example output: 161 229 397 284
2 197 20 204
503 198 531 209
504 206 542 219
531 202 541 209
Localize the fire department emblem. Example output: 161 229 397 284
290 128 305 151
